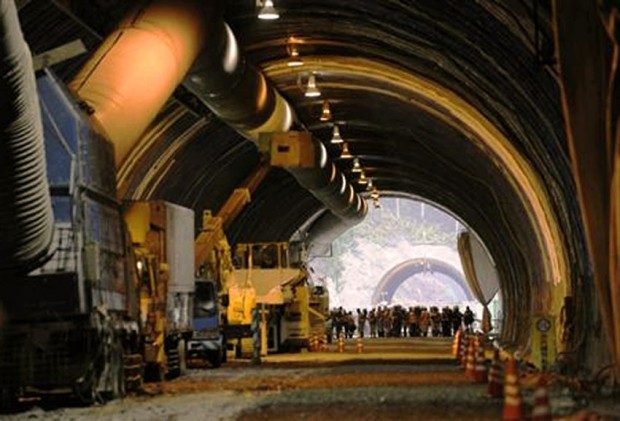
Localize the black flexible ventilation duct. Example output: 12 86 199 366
182 4 366 246
0 0 53 272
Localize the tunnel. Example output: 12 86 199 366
0 0 619 418
370 257 474 306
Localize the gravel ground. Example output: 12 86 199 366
1 338 617 421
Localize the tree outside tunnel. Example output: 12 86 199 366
308 197 502 330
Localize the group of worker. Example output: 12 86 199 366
330 305 476 339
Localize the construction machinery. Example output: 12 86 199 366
187 277 228 367
191 213 330 360
0 2 198 405
191 211 255 365
124 201 195 380
0 69 141 406
233 242 330 353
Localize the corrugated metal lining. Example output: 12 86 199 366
18 0 101 81
116 99 266 233
222 0 586 346
226 168 323 244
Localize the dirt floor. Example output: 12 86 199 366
1 338 618 421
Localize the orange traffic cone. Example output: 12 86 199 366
473 335 488 383
465 336 476 380
452 329 462 359
531 376 552 421
321 334 328 352
487 348 504 398
503 357 523 421
459 333 469 367
338 333 345 353
356 337 364 353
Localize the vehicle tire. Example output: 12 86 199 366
0 388 18 412
221 343 227 364
74 373 97 405
177 339 187 376
165 338 180 380
111 343 126 399
144 362 164 382
208 349 222 368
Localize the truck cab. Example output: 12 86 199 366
187 278 228 367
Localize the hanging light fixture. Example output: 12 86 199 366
258 0 279 20
339 142 353 159
304 74 321 97
366 178 373 190
352 157 362 172
320 100 332 121
330 124 343 144
358 169 368 185
287 44 303 67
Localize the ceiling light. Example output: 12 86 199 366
287 45 303 67
339 142 353 159
320 100 332 121
304 74 321 97
330 125 343 144
258 0 279 20
352 157 362 173
366 178 373 190
358 169 368 185
370 186 379 200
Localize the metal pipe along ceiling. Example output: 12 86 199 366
0 0 54 272
69 0 364 243
182 5 366 236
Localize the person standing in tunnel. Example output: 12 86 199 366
377 306 385 338
419 307 429 337
463 306 475 333
357 308 367 338
441 306 452 337
429 306 441 337
346 311 356 339
406 307 417 337
451 305 463 334
368 308 377 338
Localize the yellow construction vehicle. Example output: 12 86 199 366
191 211 255 363
233 242 330 353
124 201 195 380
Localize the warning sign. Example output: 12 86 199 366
531 315 556 371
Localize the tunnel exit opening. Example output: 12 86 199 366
308 197 504 337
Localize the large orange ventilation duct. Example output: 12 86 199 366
0 0 54 272
69 0 213 166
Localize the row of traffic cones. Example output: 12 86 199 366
503 359 552 421
460 332 487 383
454 329 552 421
336 334 365 353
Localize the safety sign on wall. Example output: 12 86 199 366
531 315 556 371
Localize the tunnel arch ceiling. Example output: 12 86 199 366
371 258 474 307
218 0 587 347
45 0 591 348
